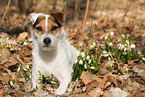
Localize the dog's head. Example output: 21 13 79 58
29 12 64 51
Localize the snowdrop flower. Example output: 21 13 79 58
124 65 128 71
117 44 125 50
142 57 145 61
108 42 113 47
79 60 83 65
75 59 78 64
124 47 127 51
86 55 90 60
84 64 87 69
17 67 20 72
126 40 129 44
130 44 135 48
90 42 96 49
108 57 111 61
29 74 32 78
122 34 125 38
23 67 27 71
88 59 92 64
75 51 80 58
105 35 108 40
90 66 95 69
110 31 114 36
23 41 27 45
10 81 14 86
36 73 39 75
81 52 85 58
26 65 29 69
103 50 109 57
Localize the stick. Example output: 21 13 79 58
82 0 90 33
0 0 11 25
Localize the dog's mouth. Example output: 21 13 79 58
44 45 50 47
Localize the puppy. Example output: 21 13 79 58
29 12 78 95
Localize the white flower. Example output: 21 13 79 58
130 44 135 48
17 67 20 72
117 44 125 50
26 65 29 69
103 50 109 57
75 59 78 64
105 35 108 40
81 52 85 58
88 59 91 64
23 67 27 71
108 42 113 47
103 50 108 54
84 64 87 69
36 73 39 75
10 81 14 86
79 60 83 65
90 66 95 69
110 31 114 36
75 51 80 57
122 34 125 38
108 57 111 61
142 57 145 61
126 40 129 44
23 41 27 45
86 55 90 60
90 42 96 49
124 47 127 51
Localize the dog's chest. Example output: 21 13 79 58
32 43 70 76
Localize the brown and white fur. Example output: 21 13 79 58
29 12 78 95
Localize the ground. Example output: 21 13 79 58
0 0 145 97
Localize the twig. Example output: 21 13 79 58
74 0 79 25
0 0 11 25
82 0 90 32
122 4 131 22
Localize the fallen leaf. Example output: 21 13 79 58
88 87 103 97
103 87 130 97
80 71 102 85
17 32 28 41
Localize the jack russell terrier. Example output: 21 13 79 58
29 12 78 95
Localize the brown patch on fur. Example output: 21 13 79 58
33 15 61 36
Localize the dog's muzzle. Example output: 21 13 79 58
43 37 51 45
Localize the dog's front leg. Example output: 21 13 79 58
55 77 71 95
32 67 41 89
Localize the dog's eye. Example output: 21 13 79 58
51 26 58 31
36 26 42 31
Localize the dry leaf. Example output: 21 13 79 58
80 71 102 85
17 32 28 41
88 87 103 97
103 87 130 97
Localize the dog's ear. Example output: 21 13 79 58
29 13 43 25
51 12 64 26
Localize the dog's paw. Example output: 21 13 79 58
55 89 65 95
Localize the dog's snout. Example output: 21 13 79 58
43 38 51 45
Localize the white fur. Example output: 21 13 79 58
30 13 78 95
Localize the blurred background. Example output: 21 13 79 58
0 0 145 35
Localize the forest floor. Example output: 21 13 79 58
0 0 145 97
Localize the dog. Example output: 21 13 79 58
29 12 78 95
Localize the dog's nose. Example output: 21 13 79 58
43 38 51 45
